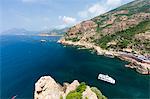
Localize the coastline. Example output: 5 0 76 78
58 39 150 75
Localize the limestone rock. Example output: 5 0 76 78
65 80 80 95
82 86 98 99
34 76 103 99
34 76 63 99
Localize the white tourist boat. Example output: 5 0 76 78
98 74 115 84
40 39 47 42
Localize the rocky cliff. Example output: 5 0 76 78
34 76 107 99
59 0 150 74
61 0 150 55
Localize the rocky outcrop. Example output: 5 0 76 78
63 80 80 96
82 86 98 99
135 31 150 40
34 76 106 99
120 56 150 74
34 76 63 99
65 20 97 43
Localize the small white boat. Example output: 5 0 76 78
98 74 115 84
40 39 47 42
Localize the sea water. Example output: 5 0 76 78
1 35 150 99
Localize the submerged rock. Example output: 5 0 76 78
34 76 106 99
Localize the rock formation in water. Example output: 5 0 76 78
34 76 107 99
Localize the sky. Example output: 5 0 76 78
1 0 134 32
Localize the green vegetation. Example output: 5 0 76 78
66 83 107 99
65 37 80 42
66 91 82 99
96 27 102 33
71 37 80 42
60 95 63 99
91 87 107 99
118 39 130 48
95 20 150 49
95 20 103 32
66 82 87 99
96 24 112 33
94 16 110 32
114 0 150 14
77 32 82 34
134 4 150 13
114 13 131 17
76 82 87 93
104 24 112 28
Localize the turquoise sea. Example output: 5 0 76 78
1 35 150 99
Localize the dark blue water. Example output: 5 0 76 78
1 35 150 99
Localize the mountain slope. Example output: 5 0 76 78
59 0 150 74
61 0 150 55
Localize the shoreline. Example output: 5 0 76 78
58 39 150 75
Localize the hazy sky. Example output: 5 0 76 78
1 0 133 32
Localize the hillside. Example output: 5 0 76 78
59 0 150 74
62 0 150 55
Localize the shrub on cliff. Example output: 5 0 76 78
91 87 107 99
66 82 87 99
65 37 80 42
76 82 87 93
95 20 150 50
66 91 82 99
66 82 107 99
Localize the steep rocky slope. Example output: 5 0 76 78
61 0 150 55
34 76 106 99
59 0 150 74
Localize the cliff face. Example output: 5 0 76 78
62 0 150 55
34 76 106 99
